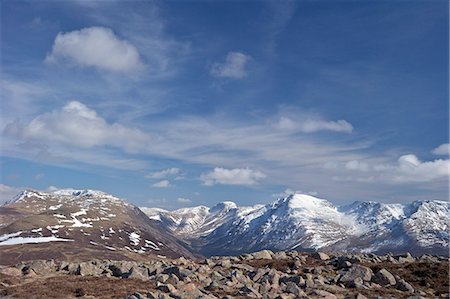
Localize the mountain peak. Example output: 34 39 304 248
210 201 237 212
281 193 335 210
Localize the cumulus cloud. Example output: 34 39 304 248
5 101 150 153
210 52 251 79
45 27 143 73
200 167 266 186
432 143 449 156
276 116 353 133
152 180 170 188
145 168 181 179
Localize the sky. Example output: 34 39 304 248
1 0 448 209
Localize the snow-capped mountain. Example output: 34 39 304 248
0 189 194 265
142 194 449 256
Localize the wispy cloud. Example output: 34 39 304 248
45 27 144 73
145 168 182 179
211 52 251 79
177 197 191 203
331 154 449 184
275 116 353 133
152 180 170 188
200 167 266 186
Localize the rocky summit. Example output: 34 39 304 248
0 189 194 265
0 251 448 299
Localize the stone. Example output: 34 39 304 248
273 251 289 260
108 261 136 277
126 292 146 299
76 262 103 276
355 293 369 299
284 282 305 296
313 289 338 299
397 253 415 263
163 266 189 281
312 252 330 261
26 260 55 275
372 268 396 286
157 283 177 293
126 266 149 280
396 278 414 292
339 265 373 284
218 259 232 268
156 274 170 283
0 267 22 276
252 250 273 260
239 285 262 298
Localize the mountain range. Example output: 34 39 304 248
0 189 447 265
142 193 449 256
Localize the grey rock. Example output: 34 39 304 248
396 253 415 263
396 278 414 292
339 265 373 284
126 266 149 280
273 251 289 260
312 252 330 261
27 260 55 275
239 285 262 298
162 266 189 281
76 262 103 276
252 250 273 260
157 283 177 293
372 268 396 286
284 282 305 296
312 289 337 299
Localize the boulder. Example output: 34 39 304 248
0 267 22 276
157 283 177 293
339 265 373 284
126 266 149 280
75 262 103 276
396 278 414 292
312 252 330 261
372 268 396 286
252 250 273 260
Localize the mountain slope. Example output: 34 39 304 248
0 189 194 265
143 194 449 256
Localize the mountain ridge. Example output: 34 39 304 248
141 193 449 256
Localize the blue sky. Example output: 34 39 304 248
1 0 448 208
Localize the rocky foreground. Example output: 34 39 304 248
0 251 448 299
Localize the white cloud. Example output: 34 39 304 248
177 197 191 203
200 167 266 186
276 116 353 133
145 168 181 179
345 160 369 171
211 52 251 79
432 143 449 156
333 154 449 184
152 180 170 188
5 101 150 153
45 27 143 73
272 188 318 198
